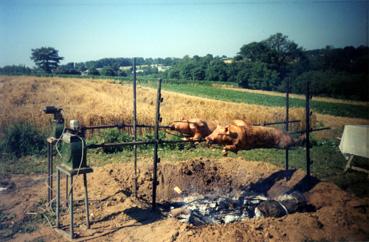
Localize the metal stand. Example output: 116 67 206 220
56 165 93 239
284 79 320 178
47 137 57 204
133 58 138 197
152 79 163 209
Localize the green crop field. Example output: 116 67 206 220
152 82 368 119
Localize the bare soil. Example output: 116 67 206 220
1 158 369 242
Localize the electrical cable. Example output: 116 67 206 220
55 127 66 158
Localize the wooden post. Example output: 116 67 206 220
132 58 138 197
152 79 162 209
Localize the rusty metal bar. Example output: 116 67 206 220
82 124 125 130
87 138 204 149
137 124 172 129
152 78 162 209
82 123 171 130
159 139 204 144
133 58 138 197
256 119 300 126
289 127 330 135
87 140 155 149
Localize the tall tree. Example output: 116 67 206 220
30 47 63 73
238 42 270 63
238 33 304 81
263 33 304 80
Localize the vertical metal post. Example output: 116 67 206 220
133 58 138 197
69 175 74 239
56 169 60 228
152 79 162 209
47 141 52 203
285 79 289 175
65 176 68 207
50 145 53 202
83 173 90 229
305 80 311 177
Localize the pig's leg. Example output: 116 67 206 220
223 144 238 156
192 132 203 141
222 149 228 156
278 133 306 148
277 133 294 148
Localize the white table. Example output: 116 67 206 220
339 125 369 176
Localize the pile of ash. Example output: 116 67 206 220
169 191 307 226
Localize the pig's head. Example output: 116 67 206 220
205 125 237 145
169 120 191 133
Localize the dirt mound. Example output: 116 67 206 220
100 158 278 204
157 159 234 200
2 158 369 241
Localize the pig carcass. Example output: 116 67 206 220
169 118 217 141
205 120 305 156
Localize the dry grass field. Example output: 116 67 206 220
1 76 368 139
0 76 306 131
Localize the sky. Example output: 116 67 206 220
0 0 368 66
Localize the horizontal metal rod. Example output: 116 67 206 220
87 140 155 148
254 119 301 126
159 139 205 144
137 124 172 129
83 120 303 130
82 124 172 130
87 138 204 149
289 127 330 134
82 124 124 130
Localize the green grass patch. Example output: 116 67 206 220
0 122 47 158
0 155 49 176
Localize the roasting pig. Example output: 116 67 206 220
169 118 216 141
205 120 305 156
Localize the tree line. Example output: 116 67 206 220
165 33 368 100
0 33 368 100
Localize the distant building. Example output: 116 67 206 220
120 64 171 73
119 66 131 71
156 64 171 72
223 58 234 64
